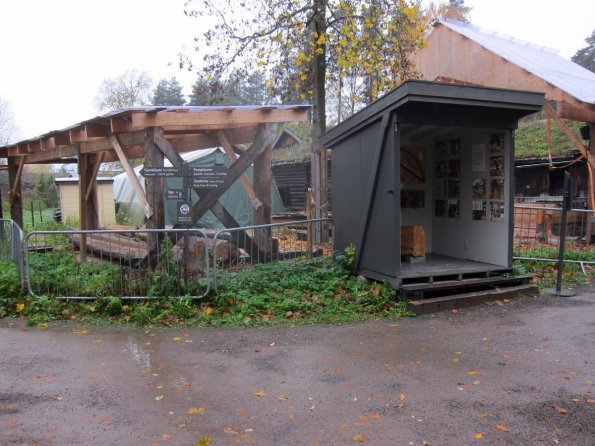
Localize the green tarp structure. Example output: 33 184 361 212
113 148 285 228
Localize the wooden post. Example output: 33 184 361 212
7 156 23 228
144 128 165 265
253 124 276 255
79 153 99 231
306 189 313 259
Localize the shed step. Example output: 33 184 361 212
407 284 539 314
401 274 533 296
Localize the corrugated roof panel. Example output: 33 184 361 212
439 19 595 104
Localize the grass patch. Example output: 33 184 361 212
0 257 413 327
514 245 594 289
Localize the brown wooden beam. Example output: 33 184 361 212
109 133 153 218
54 133 71 146
144 128 165 260
69 128 88 143
556 101 595 123
152 127 265 260
110 117 134 133
85 124 110 138
545 101 595 210
217 130 262 210
85 151 105 202
189 124 277 223
131 109 308 129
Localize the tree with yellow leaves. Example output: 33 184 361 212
182 0 426 225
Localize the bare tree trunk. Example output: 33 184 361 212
310 0 328 243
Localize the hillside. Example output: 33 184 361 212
271 118 587 163
515 118 585 159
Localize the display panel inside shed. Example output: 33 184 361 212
321 80 544 289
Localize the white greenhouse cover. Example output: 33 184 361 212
113 148 285 228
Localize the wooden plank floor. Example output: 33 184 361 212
400 254 512 282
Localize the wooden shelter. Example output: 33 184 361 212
0 105 309 257
320 80 543 300
414 19 595 210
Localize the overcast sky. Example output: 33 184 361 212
0 0 593 141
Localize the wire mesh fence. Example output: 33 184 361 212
0 218 25 289
212 218 334 292
24 228 211 299
513 204 595 272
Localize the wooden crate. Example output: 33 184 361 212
401 225 426 257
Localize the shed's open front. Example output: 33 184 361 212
321 80 544 291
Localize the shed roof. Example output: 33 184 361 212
436 19 595 105
321 80 544 147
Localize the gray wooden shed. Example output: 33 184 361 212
320 80 544 297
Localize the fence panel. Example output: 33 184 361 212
25 228 210 299
0 219 25 289
212 218 334 292
514 204 595 271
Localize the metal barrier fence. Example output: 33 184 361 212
25 228 211 299
212 218 334 292
22 219 334 299
514 204 595 272
0 218 25 289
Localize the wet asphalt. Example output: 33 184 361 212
1 289 594 446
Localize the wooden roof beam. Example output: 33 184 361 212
217 129 262 210
131 108 309 129
20 130 146 164
27 141 42 152
110 117 134 133
85 124 110 138
69 128 88 143
41 137 56 150
54 133 71 146
556 101 595 123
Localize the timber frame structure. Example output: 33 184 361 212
414 19 595 211
0 105 310 258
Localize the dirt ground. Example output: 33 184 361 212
1 289 594 446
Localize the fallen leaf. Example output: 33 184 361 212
369 412 381 420
451 309 458 314
203 307 214 316
173 337 181 341
399 393 406 401
353 421 368 427
586 399 595 404
551 406 568 414
224 427 238 435
310 404 316 411
495 424 509 432
16 302 25 313
269 342 275 347
353 434 368 443
161 434 171 441
572 399 580 403
155 395 164 401
277 394 290 401
479 413 490 419
467 370 478 375
187 407 206 414
235 407 247 414
473 433 483 439
253 390 266 397
196 438 211 446
340 423 349 429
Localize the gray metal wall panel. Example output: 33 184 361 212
358 118 397 277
